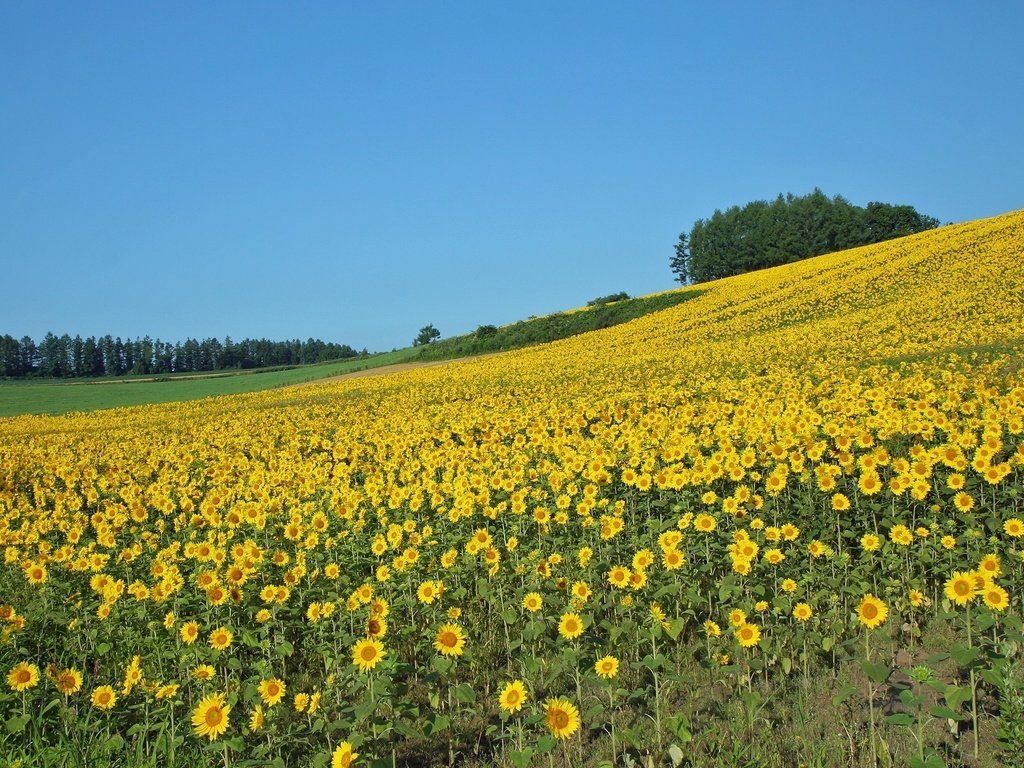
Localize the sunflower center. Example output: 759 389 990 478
954 581 971 596
361 646 377 661
16 670 30 683
206 707 223 727
440 631 457 647
862 603 878 619
552 710 569 729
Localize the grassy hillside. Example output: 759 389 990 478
0 288 701 417
0 352 414 418
1 210 1023 767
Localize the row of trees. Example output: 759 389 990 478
671 189 940 284
0 333 365 379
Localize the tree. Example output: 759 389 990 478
414 324 440 346
669 233 690 284
675 190 939 284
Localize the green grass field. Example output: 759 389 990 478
1 288 700 418
0 351 416 418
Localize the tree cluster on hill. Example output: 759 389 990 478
0 333 363 379
671 189 940 284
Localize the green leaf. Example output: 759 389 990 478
951 645 981 667
424 713 450 735
861 660 889 684
275 641 294 658
978 668 1005 689
5 714 30 734
96 642 112 656
508 748 535 768
944 685 972 710
886 713 916 726
832 684 858 707
822 636 834 652
668 744 685 767
781 656 792 675
928 705 963 721
536 734 557 753
452 683 476 704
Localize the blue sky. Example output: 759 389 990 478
2 3 1022 352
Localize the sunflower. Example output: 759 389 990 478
352 638 386 673
944 572 976 606
607 565 631 589
332 741 359 768
557 613 584 640
704 620 721 637
91 685 117 710
522 592 543 612
857 594 888 629
417 580 441 604
192 664 215 680
728 609 747 627
780 578 798 593
434 623 466 657
734 622 760 648
208 626 233 651
983 584 1010 611
53 667 83 696
544 698 580 739
498 680 527 714
792 603 813 622
663 549 685 570
192 692 231 740
7 662 39 692
1004 518 1024 538
258 678 286 707
953 492 975 513
978 554 1001 578
249 705 264 732
909 589 925 608
594 655 619 679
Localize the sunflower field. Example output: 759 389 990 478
2 210 1024 767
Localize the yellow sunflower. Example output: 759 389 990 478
7 662 39 692
522 592 543 612
557 612 584 640
944 572 976 606
983 584 1010 611
331 741 359 768
208 626 233 651
91 685 117 710
792 603 813 622
544 698 580 739
594 655 619 679
192 692 231 740
352 638 386 673
434 623 466 657
258 678 286 707
857 594 888 629
498 680 527 714
734 622 760 648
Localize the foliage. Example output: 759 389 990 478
411 288 702 361
586 292 630 307
414 324 441 347
672 188 940 284
1 210 1023 766
0 333 361 379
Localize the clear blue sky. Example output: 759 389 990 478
2 3 1021 352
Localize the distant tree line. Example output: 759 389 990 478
671 189 940 284
0 333 364 379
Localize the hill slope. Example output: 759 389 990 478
1 209 1022 767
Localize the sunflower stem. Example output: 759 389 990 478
866 630 876 768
